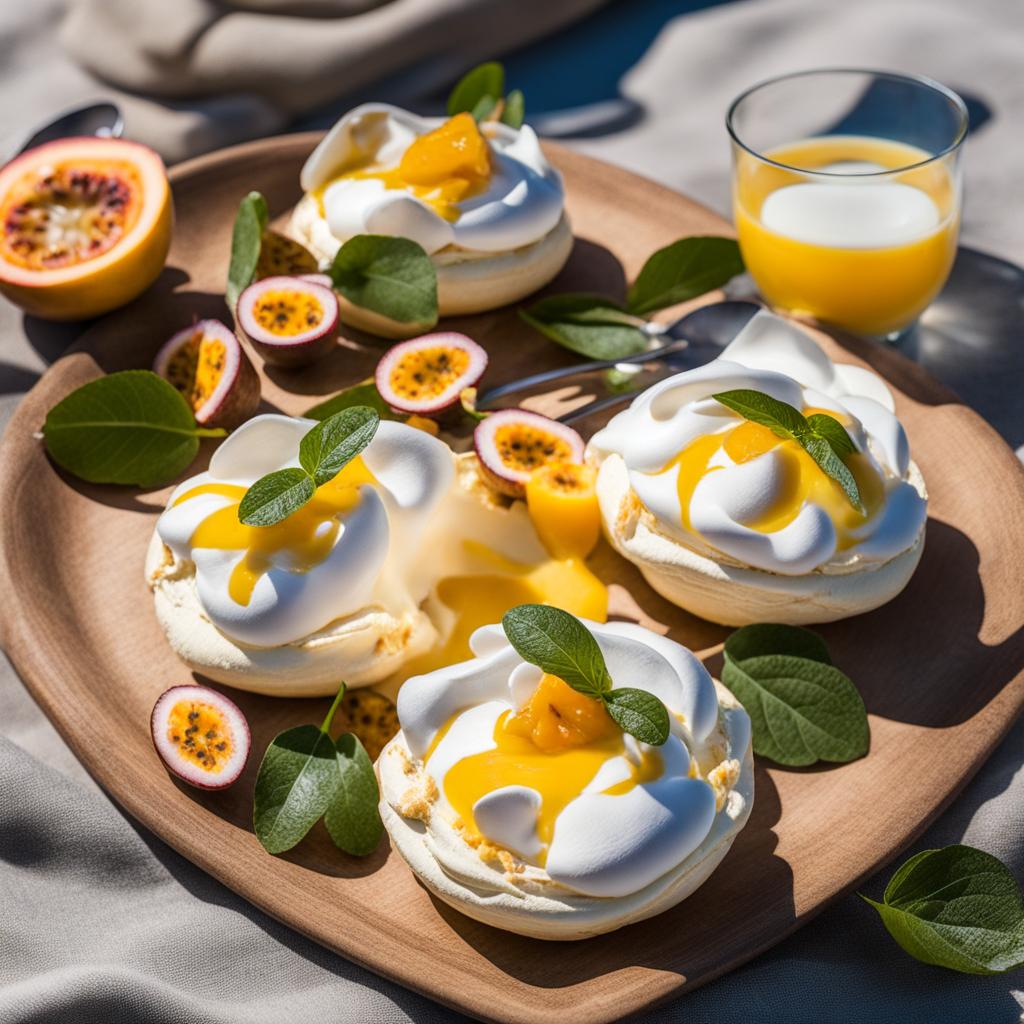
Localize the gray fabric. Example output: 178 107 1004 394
1 0 1024 1021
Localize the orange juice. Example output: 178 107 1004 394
734 136 959 335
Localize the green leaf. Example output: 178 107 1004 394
237 467 315 527
604 688 670 746
252 724 340 855
806 412 856 458
802 436 865 514
227 191 269 312
722 653 869 766
863 846 1024 974
501 604 611 698
298 406 379 487
305 380 400 422
324 733 384 856
42 370 222 488
712 388 810 440
330 235 438 328
447 61 505 118
501 89 525 129
471 95 498 121
626 237 744 316
519 295 649 360
724 623 832 667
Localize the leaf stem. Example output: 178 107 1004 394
320 682 348 734
194 427 229 438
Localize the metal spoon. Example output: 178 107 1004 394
477 300 761 424
14 101 124 157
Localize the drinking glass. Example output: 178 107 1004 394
727 69 968 341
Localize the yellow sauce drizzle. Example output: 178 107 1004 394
437 675 663 865
662 415 885 549
315 112 492 222
174 456 376 606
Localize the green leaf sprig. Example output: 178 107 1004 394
863 845 1024 974
447 61 525 129
721 624 869 767
713 389 863 512
520 237 744 360
501 605 670 745
42 370 226 488
253 682 383 856
226 190 269 312
329 235 438 330
238 406 379 527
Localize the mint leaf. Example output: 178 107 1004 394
722 652 869 766
502 604 611 698
712 388 810 440
802 436 865 514
725 624 832 667
447 62 505 118
501 89 525 129
305 380 400 422
330 235 437 328
252 723 339 855
42 370 224 488
519 295 648 360
806 412 856 458
298 406 379 487
626 237 744 316
863 846 1024 974
238 467 315 527
324 733 383 856
713 389 864 513
227 190 269 312
604 688 670 746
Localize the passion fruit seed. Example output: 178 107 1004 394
493 422 575 473
255 230 318 279
389 346 471 403
163 329 226 412
1 162 138 271
166 699 235 774
335 689 399 761
252 289 325 337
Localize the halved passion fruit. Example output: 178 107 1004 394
255 230 318 279
151 684 250 789
525 462 601 559
474 409 585 498
0 137 172 320
154 319 260 429
237 274 339 368
375 332 488 416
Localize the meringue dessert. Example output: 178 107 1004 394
379 618 753 939
290 104 571 333
588 311 927 625
147 414 606 697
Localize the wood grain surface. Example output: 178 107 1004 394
1 135 1022 1024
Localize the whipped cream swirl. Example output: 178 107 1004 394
394 621 749 898
298 103 564 256
589 312 927 576
156 414 454 647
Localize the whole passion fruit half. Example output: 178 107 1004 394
154 319 260 429
525 462 601 559
151 684 250 789
474 409 585 498
237 274 339 368
0 137 172 320
375 332 488 416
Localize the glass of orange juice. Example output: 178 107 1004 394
728 69 968 340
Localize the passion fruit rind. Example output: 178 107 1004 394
237 274 339 368
151 684 250 790
154 318 260 429
473 408 585 498
375 332 488 417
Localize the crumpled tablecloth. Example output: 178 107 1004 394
1 0 1022 1020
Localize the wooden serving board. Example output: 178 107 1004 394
1 135 1023 1024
